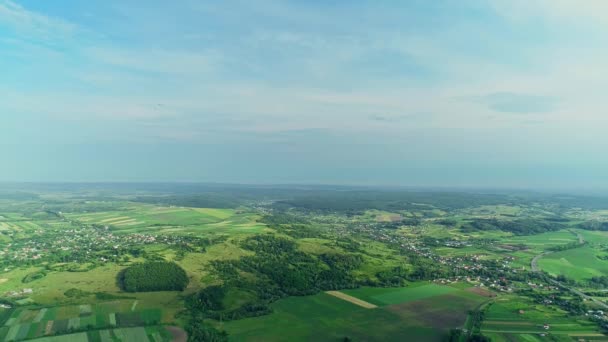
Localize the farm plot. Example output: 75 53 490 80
24 326 173 342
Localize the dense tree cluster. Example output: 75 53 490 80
238 235 363 295
589 276 608 288
119 261 188 292
548 241 585 252
185 321 228 342
22 271 46 283
375 266 409 286
578 221 608 231
185 235 367 325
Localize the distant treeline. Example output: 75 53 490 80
133 194 244 209
273 191 517 214
0 191 39 200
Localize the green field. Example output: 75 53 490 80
538 246 608 281
342 283 459 306
222 284 489 342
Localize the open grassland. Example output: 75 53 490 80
481 296 606 341
539 246 608 281
223 284 489 342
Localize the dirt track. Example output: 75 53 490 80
325 291 378 309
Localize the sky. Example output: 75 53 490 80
1 0 608 189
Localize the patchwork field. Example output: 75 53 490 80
65 205 266 235
0 301 175 342
481 296 606 341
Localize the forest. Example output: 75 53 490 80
119 261 189 292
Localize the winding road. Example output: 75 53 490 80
530 232 608 309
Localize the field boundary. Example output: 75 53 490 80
325 291 378 309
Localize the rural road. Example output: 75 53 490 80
530 252 551 272
530 233 608 310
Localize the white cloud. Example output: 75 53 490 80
0 0 76 41
85 47 221 75
489 0 608 28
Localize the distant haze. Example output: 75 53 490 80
1 1 608 189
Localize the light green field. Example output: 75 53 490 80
538 246 608 281
342 284 459 306
28 332 88 342
577 229 608 244
462 205 523 217
501 230 578 251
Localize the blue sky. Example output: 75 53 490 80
1 0 608 188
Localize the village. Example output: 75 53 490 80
0 220 208 271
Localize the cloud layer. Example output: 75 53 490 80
1 0 607 188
